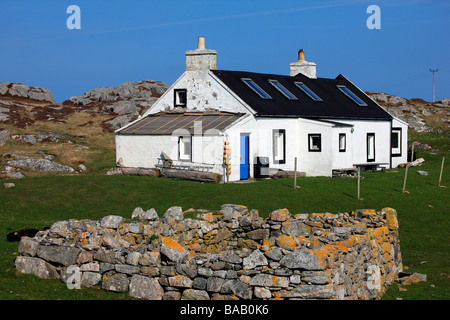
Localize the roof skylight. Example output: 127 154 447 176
294 82 322 101
268 80 298 100
337 85 367 106
241 78 272 99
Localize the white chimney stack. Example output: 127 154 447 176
185 36 217 71
290 49 317 78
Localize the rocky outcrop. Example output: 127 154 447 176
367 92 450 133
68 80 168 106
0 80 169 130
0 82 55 103
3 153 74 174
14 204 403 300
66 80 169 130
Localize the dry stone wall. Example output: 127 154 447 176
15 204 402 300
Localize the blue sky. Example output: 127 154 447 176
1 0 449 103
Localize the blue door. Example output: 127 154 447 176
240 134 249 180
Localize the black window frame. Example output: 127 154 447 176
391 127 402 157
308 133 322 152
339 133 346 152
273 129 286 164
367 133 375 162
174 89 187 108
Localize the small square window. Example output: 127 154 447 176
308 134 321 152
174 89 187 108
339 133 346 152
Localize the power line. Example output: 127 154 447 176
430 68 438 102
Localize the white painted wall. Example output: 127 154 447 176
296 119 333 176
116 133 225 173
143 71 253 116
116 134 174 169
391 117 409 168
222 116 301 181
331 119 392 167
331 126 354 170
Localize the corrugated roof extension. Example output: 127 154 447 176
211 70 393 120
118 112 244 135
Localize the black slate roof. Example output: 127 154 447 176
212 70 392 120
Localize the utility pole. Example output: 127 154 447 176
430 69 438 102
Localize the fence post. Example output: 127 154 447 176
439 156 445 187
294 157 297 189
357 166 361 200
402 164 409 193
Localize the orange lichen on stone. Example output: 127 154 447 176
203 212 214 223
271 275 288 288
162 236 186 253
269 208 290 222
309 248 330 269
272 291 282 300
383 207 399 230
367 226 389 241
262 239 275 248
276 235 297 250
339 235 364 249
309 236 320 248
382 242 392 254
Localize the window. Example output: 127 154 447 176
241 78 272 99
308 134 321 152
391 128 402 156
268 80 298 100
273 129 286 164
337 85 367 106
178 136 192 161
367 133 375 162
339 133 346 152
294 82 322 101
174 89 187 108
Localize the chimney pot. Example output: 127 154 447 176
298 49 305 61
290 48 316 78
197 36 206 49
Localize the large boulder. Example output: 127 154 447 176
7 157 75 173
0 82 55 103
15 256 59 279
129 274 164 300
36 245 81 266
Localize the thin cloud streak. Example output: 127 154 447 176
91 0 364 35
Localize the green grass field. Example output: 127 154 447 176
0 133 448 300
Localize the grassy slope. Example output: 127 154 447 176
0 111 116 177
0 140 448 300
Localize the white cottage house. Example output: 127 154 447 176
115 37 408 182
